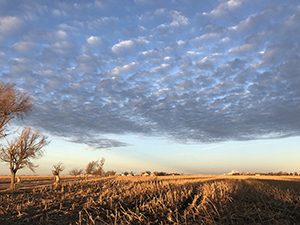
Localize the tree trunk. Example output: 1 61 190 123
10 171 16 190
55 175 60 183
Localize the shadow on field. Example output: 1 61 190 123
255 178 300 192
220 178 300 224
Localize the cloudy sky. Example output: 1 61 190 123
1 0 300 175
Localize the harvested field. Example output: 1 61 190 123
0 175 86 191
1 175 300 224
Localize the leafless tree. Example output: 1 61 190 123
0 127 50 189
85 160 98 176
104 170 116 177
123 171 129 176
52 162 65 176
85 157 105 178
69 168 83 177
0 83 32 138
92 157 105 176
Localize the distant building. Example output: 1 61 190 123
142 171 151 176
228 169 239 175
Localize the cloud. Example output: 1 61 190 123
142 8 190 37
229 43 255 54
110 62 137 76
210 0 242 17
87 36 102 47
111 37 149 54
52 9 69 18
1 0 300 150
56 30 68 39
13 41 38 54
10 58 41 74
0 16 23 33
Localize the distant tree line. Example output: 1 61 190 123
231 171 299 176
52 158 117 179
120 171 183 176
153 171 181 176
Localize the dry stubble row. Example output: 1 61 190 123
1 176 300 224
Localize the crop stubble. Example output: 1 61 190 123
1 175 300 224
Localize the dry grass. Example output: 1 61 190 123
1 175 300 224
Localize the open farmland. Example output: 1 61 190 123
0 175 86 191
1 175 300 224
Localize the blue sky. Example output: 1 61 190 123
1 0 300 175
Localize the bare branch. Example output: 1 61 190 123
69 168 84 177
52 162 65 176
85 157 105 176
0 127 50 189
0 83 32 138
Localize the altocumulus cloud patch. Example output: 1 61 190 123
1 0 300 149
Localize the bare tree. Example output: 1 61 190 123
0 127 50 189
105 170 116 177
69 168 83 177
123 171 129 176
92 157 105 176
85 160 98 176
52 162 65 176
0 83 32 138
85 157 105 178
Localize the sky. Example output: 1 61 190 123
1 0 300 175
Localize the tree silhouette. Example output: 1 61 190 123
0 83 32 138
85 157 105 178
0 127 50 189
69 168 83 177
52 162 65 176
92 158 105 176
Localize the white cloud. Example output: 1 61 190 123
77 54 91 63
194 33 219 41
227 0 242 10
110 62 137 76
10 58 41 73
58 23 78 31
229 43 255 54
210 0 242 16
112 40 134 53
53 41 72 49
0 16 23 33
87 35 102 46
220 37 230 42
56 30 68 39
2 0 300 149
13 41 36 53
52 9 69 17
112 38 148 53
170 11 189 27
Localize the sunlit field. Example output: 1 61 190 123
1 175 300 224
